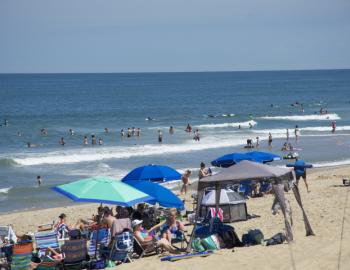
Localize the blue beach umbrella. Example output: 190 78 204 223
211 153 254 168
244 151 282 163
123 180 184 210
52 176 154 206
121 164 182 183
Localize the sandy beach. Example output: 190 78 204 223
1 165 350 270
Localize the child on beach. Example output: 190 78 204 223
181 170 191 195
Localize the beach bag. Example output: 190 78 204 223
87 259 106 269
192 238 205 252
201 236 218 251
242 229 264 246
265 233 286 246
218 227 242 248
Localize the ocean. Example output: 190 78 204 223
1 70 350 213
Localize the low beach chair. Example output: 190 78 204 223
36 256 58 270
133 238 160 258
0 225 18 243
11 242 33 270
170 230 188 249
88 228 109 258
35 231 60 257
61 239 88 270
107 231 134 263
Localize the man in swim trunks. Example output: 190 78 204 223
294 157 310 193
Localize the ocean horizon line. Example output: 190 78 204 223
0 67 349 75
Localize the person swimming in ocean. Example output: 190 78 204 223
41 128 48 136
249 122 253 129
4 119 8 126
132 127 136 136
193 129 200 141
91 135 97 145
69 129 74 136
256 136 260 148
27 142 38 148
136 128 141 137
59 137 65 146
37 175 42 187
158 129 163 143
98 138 103 145
331 121 336 133
169 126 174 135
127 128 132 138
185 124 192 133
104 128 109 134
120 129 125 138
83 136 88 145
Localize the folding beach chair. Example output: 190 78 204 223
88 228 109 259
36 256 58 270
11 242 33 270
170 230 188 249
107 231 133 263
61 239 88 270
133 238 160 258
34 231 60 257
0 225 17 243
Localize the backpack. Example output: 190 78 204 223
265 233 286 246
218 227 243 248
242 229 264 246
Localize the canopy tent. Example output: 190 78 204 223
200 188 247 222
52 176 154 206
211 151 282 168
122 164 181 183
123 180 184 210
187 160 314 252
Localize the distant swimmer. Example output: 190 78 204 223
41 128 48 136
91 135 97 145
331 121 336 133
69 129 74 136
27 142 38 148
127 128 132 138
294 125 300 140
185 123 192 133
120 129 125 138
136 128 141 137
4 119 8 126
98 138 103 145
37 175 42 187
158 129 163 143
169 126 174 135
17 131 22 137
286 129 289 141
59 137 65 146
104 128 109 134
83 136 88 145
132 127 136 136
238 125 241 129
146 117 155 121
249 122 253 129
256 136 260 148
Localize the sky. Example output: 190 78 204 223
0 0 349 73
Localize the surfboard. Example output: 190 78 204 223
160 251 213 262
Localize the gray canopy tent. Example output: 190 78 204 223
187 160 314 251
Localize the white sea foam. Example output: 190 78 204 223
251 125 350 135
259 113 340 121
198 120 257 129
0 187 12 194
313 159 350 168
13 136 247 166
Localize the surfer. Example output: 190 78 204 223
37 175 42 187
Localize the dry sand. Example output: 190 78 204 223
1 166 350 270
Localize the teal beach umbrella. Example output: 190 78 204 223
52 176 154 206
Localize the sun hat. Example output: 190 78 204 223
132 219 143 227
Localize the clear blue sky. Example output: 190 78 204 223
0 0 349 73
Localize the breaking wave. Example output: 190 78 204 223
259 113 340 121
198 120 257 129
0 187 12 194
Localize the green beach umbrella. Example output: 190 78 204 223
52 176 154 206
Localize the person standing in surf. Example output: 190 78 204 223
331 121 336 133
294 125 300 140
158 129 163 143
268 133 273 148
37 175 42 186
59 137 65 146
286 129 289 141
